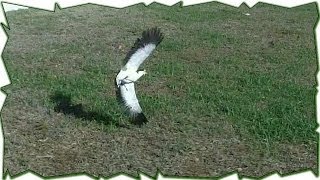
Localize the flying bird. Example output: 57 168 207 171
115 27 164 126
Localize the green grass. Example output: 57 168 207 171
4 0 316 146
1 2 318 177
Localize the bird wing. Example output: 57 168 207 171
123 27 164 71
115 79 148 125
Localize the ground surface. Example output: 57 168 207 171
1 2 318 178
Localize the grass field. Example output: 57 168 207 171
1 2 318 178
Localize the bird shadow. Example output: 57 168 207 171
50 91 125 128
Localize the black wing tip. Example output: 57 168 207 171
141 27 164 46
114 79 147 127
124 27 164 64
131 112 148 126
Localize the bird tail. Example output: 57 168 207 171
131 112 148 126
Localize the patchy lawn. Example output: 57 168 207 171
1 2 318 178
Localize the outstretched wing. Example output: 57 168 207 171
123 27 164 71
115 79 148 126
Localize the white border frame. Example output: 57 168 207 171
0 0 318 179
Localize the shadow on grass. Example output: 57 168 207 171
50 91 124 127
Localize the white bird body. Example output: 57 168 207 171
115 27 164 126
115 68 146 87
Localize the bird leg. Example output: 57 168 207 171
117 76 133 87
121 77 135 91
123 77 135 83
117 70 147 88
123 84 128 91
117 76 135 90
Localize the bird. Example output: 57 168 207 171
115 27 164 126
